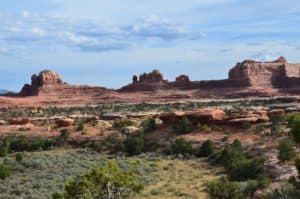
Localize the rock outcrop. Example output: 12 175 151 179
121 57 300 96
20 70 63 96
119 70 171 91
228 56 300 88
19 69 110 96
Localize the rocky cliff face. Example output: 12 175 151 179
228 56 300 88
20 70 63 96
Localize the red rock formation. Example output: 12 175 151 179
20 70 63 96
20 69 110 96
228 56 300 88
120 70 171 91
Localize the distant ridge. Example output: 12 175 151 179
10 56 300 98
0 89 10 94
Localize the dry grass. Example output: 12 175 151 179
133 158 220 199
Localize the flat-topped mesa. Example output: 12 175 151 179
228 56 300 88
120 69 171 92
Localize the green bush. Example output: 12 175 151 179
291 117 300 143
0 137 10 157
196 140 216 157
278 138 296 162
228 158 264 181
8 136 54 152
213 139 265 181
123 133 144 156
141 118 156 132
173 117 192 134
244 176 271 197
167 138 192 155
15 153 23 162
76 122 84 131
205 177 243 199
0 164 11 179
61 160 143 199
91 133 124 153
57 129 71 145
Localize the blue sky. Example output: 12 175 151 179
0 0 299 91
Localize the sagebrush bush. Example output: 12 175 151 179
205 177 243 199
0 164 11 179
0 137 10 157
15 153 23 162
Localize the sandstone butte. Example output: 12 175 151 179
1 56 300 107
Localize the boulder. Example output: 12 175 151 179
0 120 7 125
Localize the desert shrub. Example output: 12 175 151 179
173 117 192 134
264 183 300 199
197 123 210 132
91 133 124 153
228 158 265 181
143 137 160 152
15 153 23 162
8 136 54 151
56 129 71 146
291 117 300 143
0 164 11 179
52 192 64 199
205 177 243 199
113 119 136 129
141 118 156 132
270 115 282 135
278 138 296 162
0 137 10 157
241 122 251 131
123 132 144 156
213 139 265 181
244 176 271 197
255 123 265 133
166 138 192 155
76 122 84 131
61 160 143 199
215 140 244 168
196 140 216 157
